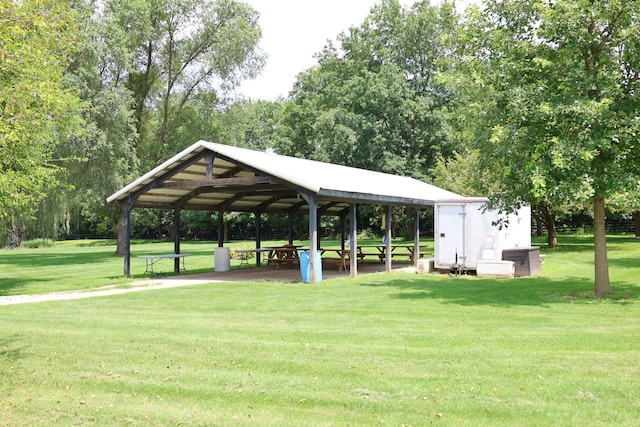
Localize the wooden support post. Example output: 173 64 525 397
174 208 181 273
340 213 346 250
317 213 322 250
204 152 214 180
308 195 319 283
414 208 421 268
288 213 294 245
255 211 262 266
350 203 358 277
217 210 224 248
123 201 132 278
385 205 392 272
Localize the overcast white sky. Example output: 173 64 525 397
238 0 423 100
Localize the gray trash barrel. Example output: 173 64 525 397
214 247 230 272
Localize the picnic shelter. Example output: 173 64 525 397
107 141 462 282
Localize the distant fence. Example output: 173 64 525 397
541 223 636 235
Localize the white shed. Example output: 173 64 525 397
434 198 531 272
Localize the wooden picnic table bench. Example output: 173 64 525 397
356 245 427 263
387 245 428 262
266 246 304 269
138 253 191 275
356 245 385 262
319 248 350 272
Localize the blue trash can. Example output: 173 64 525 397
300 250 322 283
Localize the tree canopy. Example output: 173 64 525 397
0 0 82 246
121 0 267 164
457 0 640 295
279 0 459 179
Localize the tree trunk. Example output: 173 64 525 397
115 217 125 256
7 222 22 249
534 204 557 248
593 196 610 298
634 211 640 239
546 217 557 248
534 215 544 237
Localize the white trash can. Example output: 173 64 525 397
214 247 230 272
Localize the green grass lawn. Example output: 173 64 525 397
1 235 639 425
0 239 327 296
0 238 432 296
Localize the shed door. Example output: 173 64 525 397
435 204 465 269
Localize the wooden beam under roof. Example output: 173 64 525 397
126 151 205 202
255 196 280 212
217 192 249 211
318 201 340 215
173 187 207 209
202 184 292 194
217 165 245 178
288 199 307 215
135 199 348 216
159 176 272 188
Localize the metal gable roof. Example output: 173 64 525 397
106 140 462 214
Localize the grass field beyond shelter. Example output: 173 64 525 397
1 235 639 425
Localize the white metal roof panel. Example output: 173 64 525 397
107 141 463 212
197 141 461 204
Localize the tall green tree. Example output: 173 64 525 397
49 0 265 254
63 0 140 244
430 150 497 197
0 0 82 247
122 0 266 165
280 0 459 178
462 0 640 296
164 97 286 151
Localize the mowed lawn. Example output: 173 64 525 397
1 235 639 425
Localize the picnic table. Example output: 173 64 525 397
319 248 350 272
262 244 427 271
138 253 191 275
266 245 304 269
234 248 271 267
357 245 427 263
316 245 427 272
